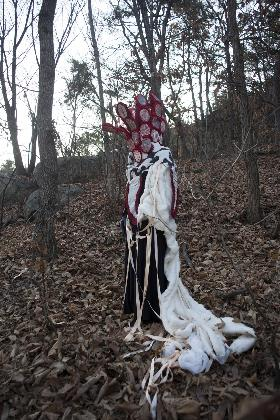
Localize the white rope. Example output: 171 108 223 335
125 222 159 341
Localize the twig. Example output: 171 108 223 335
253 206 279 226
33 258 56 331
221 287 247 300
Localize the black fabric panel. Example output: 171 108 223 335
123 225 168 323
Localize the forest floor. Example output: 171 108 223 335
0 148 279 420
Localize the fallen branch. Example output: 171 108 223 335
220 287 247 300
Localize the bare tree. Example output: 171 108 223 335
273 50 280 132
61 59 94 156
88 0 115 198
24 91 37 175
0 0 34 175
114 0 173 98
54 1 84 66
227 0 261 223
0 0 83 177
165 39 189 157
35 0 58 259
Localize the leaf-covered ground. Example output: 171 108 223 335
0 150 279 419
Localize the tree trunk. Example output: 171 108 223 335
187 47 201 157
135 0 161 97
70 95 78 156
165 45 187 157
164 107 189 158
224 34 235 99
198 65 205 122
7 110 26 175
24 91 38 175
205 65 212 114
176 118 189 158
27 114 37 176
223 14 237 147
228 0 261 223
273 51 280 132
35 0 58 259
88 0 115 199
198 64 207 157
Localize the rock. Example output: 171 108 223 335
24 190 41 220
33 156 102 187
1 214 17 227
58 184 84 207
24 184 83 220
1 156 102 206
0 174 37 205
220 268 228 276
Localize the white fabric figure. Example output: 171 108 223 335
102 91 256 417
128 143 256 373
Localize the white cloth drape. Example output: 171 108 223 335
128 149 256 373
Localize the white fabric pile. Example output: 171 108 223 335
124 144 256 416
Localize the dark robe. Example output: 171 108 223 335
123 172 168 323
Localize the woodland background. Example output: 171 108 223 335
0 0 279 419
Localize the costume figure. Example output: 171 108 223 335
102 91 256 376
103 92 177 325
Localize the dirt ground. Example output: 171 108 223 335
0 150 279 419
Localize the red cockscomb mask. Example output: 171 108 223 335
102 91 166 162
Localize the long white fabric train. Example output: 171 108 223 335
124 146 256 417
